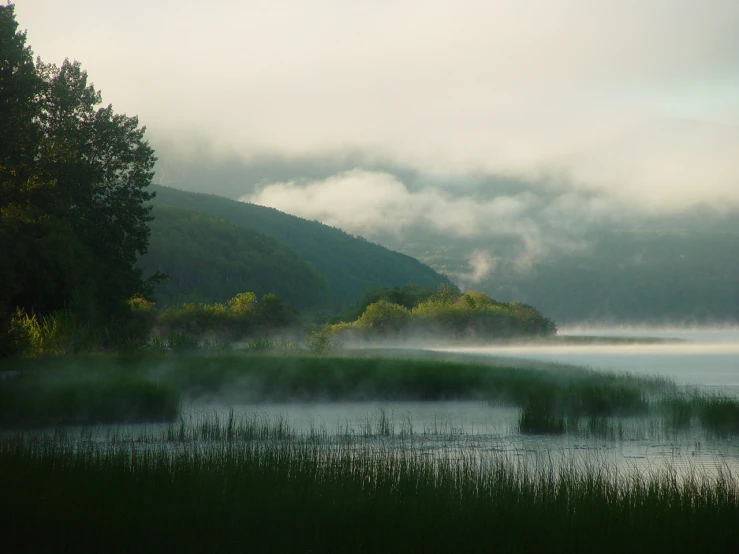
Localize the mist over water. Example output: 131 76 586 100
170 328 739 477
434 327 739 387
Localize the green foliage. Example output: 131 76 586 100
356 299 411 332
165 332 200 352
6 308 43 357
0 373 179 427
305 326 336 353
518 403 566 434
243 337 274 353
328 283 446 323
138 207 332 311
156 292 297 343
1 5 157 355
659 394 739 436
336 285 556 341
227 291 257 316
4 305 153 357
128 296 155 312
150 185 451 309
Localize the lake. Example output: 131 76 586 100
434 326 739 387
175 328 739 476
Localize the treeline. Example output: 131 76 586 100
1 5 159 355
138 207 331 311
326 284 557 344
155 292 297 348
7 291 299 357
150 184 451 308
7 285 558 357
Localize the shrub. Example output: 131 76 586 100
357 300 410 332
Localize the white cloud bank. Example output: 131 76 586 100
17 0 739 210
246 169 603 268
248 170 538 237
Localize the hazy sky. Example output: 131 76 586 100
17 0 739 239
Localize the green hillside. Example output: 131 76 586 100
138 207 331 311
149 185 450 308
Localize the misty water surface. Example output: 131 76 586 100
435 327 739 387
181 328 739 475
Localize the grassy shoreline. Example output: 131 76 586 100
2 353 738 436
2 416 738 553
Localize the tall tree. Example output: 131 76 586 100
1 2 157 341
34 59 157 315
0 2 44 326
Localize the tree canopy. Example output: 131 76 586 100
1 4 157 354
330 286 557 341
138 206 332 311
149 184 452 308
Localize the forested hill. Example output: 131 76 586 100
149 185 450 308
138 207 331 311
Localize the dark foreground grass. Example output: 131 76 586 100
1 423 738 554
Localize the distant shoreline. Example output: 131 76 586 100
342 335 686 351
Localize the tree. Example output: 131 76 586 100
357 300 410 332
1 4 157 352
0 3 42 207
0 3 43 333
34 58 157 315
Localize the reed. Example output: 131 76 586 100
0 373 180 427
1 417 738 553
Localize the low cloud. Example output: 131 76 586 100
246 170 535 237
455 251 497 289
18 0 739 213
246 169 612 272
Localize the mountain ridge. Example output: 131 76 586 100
148 185 451 309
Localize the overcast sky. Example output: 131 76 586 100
17 0 739 239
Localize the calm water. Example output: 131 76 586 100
435 327 739 387
179 328 739 475
22 328 738 476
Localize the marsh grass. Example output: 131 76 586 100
0 352 671 405
697 397 739 436
5 353 737 438
659 393 739 436
518 403 566 434
2 417 739 553
163 409 294 442
0 373 180 428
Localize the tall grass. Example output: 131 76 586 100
0 373 180 427
1 418 738 553
4 353 739 439
660 393 739 436
6 352 725 436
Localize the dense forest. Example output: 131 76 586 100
139 207 331 311
150 185 451 307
